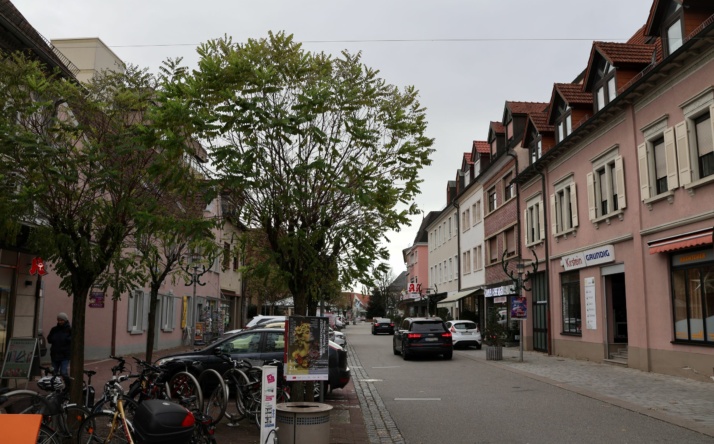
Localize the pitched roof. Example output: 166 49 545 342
593 41 656 65
555 83 593 106
463 152 473 164
506 101 548 115
473 141 490 154
528 109 554 134
490 121 505 133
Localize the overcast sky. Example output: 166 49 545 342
13 0 654 287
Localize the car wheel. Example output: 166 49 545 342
393 346 399 355
372 329 376 335
443 351 453 360
402 343 410 360
475 343 482 350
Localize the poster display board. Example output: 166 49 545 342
1 337 38 379
511 296 527 319
284 316 328 382
259 365 278 444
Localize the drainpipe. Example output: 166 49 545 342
453 201 461 291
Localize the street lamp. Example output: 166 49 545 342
502 249 538 362
183 251 208 340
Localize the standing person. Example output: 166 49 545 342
47 312 71 376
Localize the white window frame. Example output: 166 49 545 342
679 92 714 188
128 289 148 334
161 294 176 332
551 177 578 237
473 201 481 225
586 148 626 222
637 116 679 204
474 245 482 271
487 187 498 213
524 195 545 246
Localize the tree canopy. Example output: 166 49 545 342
174 32 434 315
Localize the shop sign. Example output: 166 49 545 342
672 249 714 267
88 291 105 308
285 316 329 382
485 284 515 298
561 245 615 270
584 277 597 330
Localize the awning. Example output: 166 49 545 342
648 229 713 254
437 289 478 306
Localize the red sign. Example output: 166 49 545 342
407 283 422 293
29 257 48 276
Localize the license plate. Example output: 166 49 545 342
462 332 471 335
424 337 438 342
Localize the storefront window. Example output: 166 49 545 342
672 261 714 343
561 271 581 334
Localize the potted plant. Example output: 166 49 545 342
483 307 507 360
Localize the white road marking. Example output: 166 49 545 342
394 398 442 401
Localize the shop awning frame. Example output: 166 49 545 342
648 228 713 254
437 289 478 306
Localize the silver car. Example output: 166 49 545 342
445 320 482 349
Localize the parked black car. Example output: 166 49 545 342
393 317 453 360
155 328 351 392
372 317 394 335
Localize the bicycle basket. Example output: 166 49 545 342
37 376 65 392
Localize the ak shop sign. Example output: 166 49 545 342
561 245 615 271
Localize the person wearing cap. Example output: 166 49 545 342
47 312 71 376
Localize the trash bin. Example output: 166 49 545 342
276 402 333 444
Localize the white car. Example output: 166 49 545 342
445 320 482 349
329 327 347 348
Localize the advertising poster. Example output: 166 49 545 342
511 296 527 320
284 316 328 381
259 365 278 444
1 337 37 379
88 291 105 308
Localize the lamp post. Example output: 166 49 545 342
502 249 538 362
184 251 208 341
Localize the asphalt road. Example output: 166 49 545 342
349 321 712 444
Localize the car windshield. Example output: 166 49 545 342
453 322 477 330
411 322 445 333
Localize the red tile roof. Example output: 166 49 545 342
529 109 554 134
555 83 593 106
507 101 549 115
490 121 505 134
473 141 490 154
463 152 473 164
593 41 656 65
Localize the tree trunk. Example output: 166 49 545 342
145 283 161 363
69 284 90 406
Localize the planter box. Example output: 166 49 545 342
485 345 503 361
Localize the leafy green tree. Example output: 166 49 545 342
174 32 434 317
0 53 195 404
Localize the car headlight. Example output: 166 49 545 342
155 357 175 366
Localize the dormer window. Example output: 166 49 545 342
555 104 573 143
506 111 514 142
594 61 616 112
663 3 683 55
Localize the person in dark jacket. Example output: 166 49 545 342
47 312 71 376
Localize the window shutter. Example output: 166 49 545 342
570 183 578 228
170 297 176 330
586 172 596 221
538 201 545 240
663 128 679 190
523 208 529 245
128 290 141 332
675 121 691 186
615 156 626 210
637 143 650 201
550 194 557 235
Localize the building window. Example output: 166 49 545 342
663 3 683 55
672 260 714 343
530 138 543 165
448 258 453 280
462 250 471 274
448 217 452 238
223 242 231 271
694 112 714 179
474 245 482 271
503 227 515 257
525 196 544 245
594 61 616 111
487 187 497 213
503 172 514 201
462 209 471 231
552 180 578 235
473 200 481 224
561 271 581 335
128 289 146 334
555 104 573 143
587 153 626 221
161 294 175 332
488 237 498 264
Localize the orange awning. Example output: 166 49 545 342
648 229 713 254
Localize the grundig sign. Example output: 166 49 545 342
561 245 615 271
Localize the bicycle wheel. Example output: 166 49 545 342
168 371 203 412
198 368 226 425
94 395 140 422
77 411 133 444
59 404 92 440
37 424 62 444
222 368 250 422
0 390 48 415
